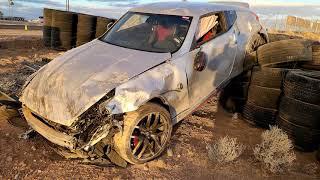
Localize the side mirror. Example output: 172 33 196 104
193 51 207 71
107 22 114 30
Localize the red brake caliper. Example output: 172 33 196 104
133 136 139 147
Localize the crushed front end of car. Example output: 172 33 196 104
21 90 128 167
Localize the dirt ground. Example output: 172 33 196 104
0 30 319 179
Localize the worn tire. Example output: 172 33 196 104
243 51 257 71
301 63 320 71
312 44 320 65
277 116 320 151
283 71 320 105
257 39 313 67
251 66 297 88
113 103 172 164
95 17 113 38
242 102 277 128
247 85 281 109
279 96 320 129
76 14 97 46
243 34 267 71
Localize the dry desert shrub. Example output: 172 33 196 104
253 126 296 173
207 136 245 163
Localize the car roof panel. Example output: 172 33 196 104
130 2 246 17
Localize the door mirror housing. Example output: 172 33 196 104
194 51 207 71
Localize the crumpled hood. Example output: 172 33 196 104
20 40 171 126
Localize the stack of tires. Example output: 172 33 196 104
242 67 287 127
242 39 313 128
43 8 115 50
43 8 53 47
301 43 320 71
95 17 114 38
219 34 267 114
76 14 97 47
51 10 77 50
277 71 320 151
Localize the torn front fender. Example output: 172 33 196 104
106 61 188 116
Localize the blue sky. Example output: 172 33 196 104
0 0 319 19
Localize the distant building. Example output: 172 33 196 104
0 16 25 21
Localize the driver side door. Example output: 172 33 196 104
187 11 238 107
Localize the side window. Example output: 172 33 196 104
195 12 228 47
224 10 237 30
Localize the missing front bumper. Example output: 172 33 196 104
22 107 76 149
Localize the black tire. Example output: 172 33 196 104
243 51 257 71
242 102 277 128
277 115 320 151
301 63 320 71
279 96 320 129
43 9 53 47
247 34 267 53
243 34 267 71
76 14 97 46
95 17 113 38
247 85 281 109
313 44 320 65
257 39 313 67
113 103 172 164
51 10 76 50
284 71 320 101
251 66 297 89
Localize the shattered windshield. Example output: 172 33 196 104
101 12 192 53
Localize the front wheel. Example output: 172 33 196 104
113 103 172 164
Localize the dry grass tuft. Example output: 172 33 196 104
253 126 296 173
207 136 245 163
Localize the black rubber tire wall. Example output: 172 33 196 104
242 102 277 128
51 10 75 50
313 44 320 65
277 116 320 151
257 39 313 67
247 85 281 109
279 96 320 129
95 17 113 38
251 66 296 88
43 8 53 47
243 34 267 71
76 14 97 47
243 51 257 71
283 71 320 105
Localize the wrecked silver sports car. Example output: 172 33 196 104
20 2 268 165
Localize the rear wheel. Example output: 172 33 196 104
113 103 172 164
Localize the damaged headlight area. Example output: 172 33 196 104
23 89 127 166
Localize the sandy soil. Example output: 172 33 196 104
0 31 319 179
